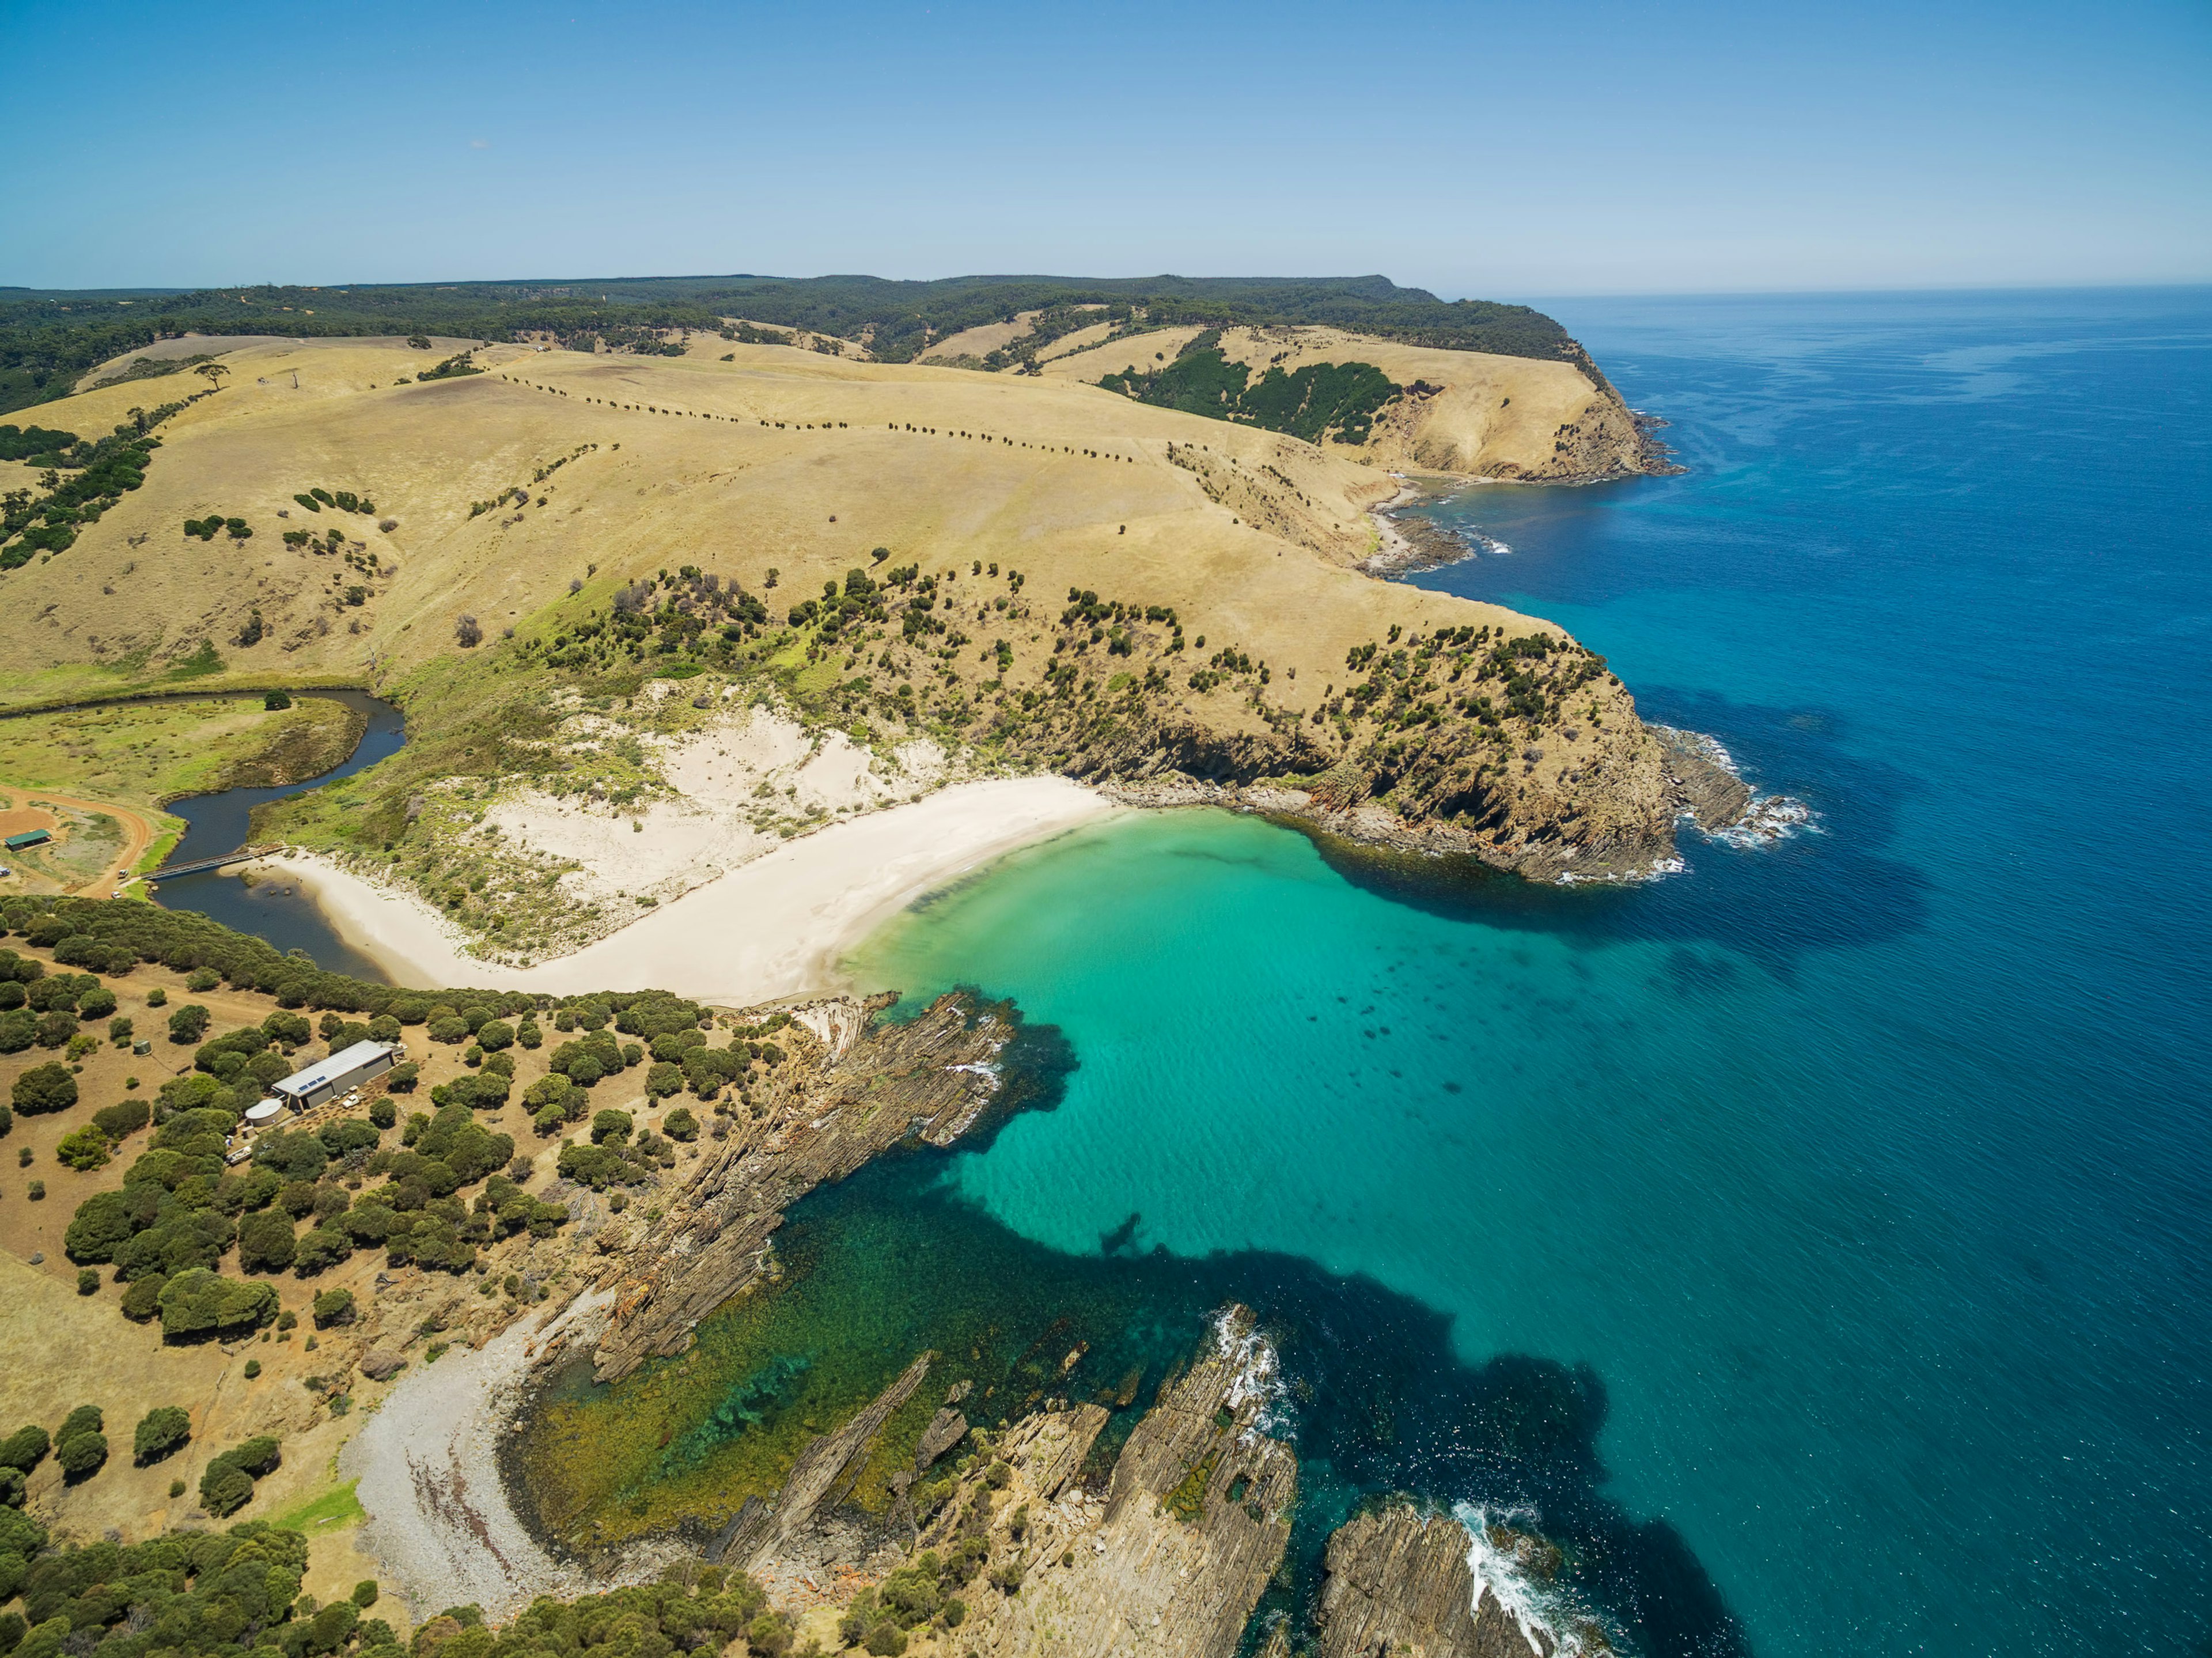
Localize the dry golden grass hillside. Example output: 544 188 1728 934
1046 322 1657 479
0 334 1709 888
0 335 1516 695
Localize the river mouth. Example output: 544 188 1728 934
146 687 405 979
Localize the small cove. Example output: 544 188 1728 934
513 289 2212 1658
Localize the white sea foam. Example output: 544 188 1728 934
1211 1308 1286 1436
1662 725 1817 849
1450 1502 1608 1658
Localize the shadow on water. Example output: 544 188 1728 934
527 1006 1749 1658
1298 686 1930 979
150 688 405 981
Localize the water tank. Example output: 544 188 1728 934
245 1099 287 1126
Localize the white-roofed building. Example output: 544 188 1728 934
270 1040 404 1111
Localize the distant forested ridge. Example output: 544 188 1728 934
0 274 1588 417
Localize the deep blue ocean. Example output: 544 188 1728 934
842 289 2212 1656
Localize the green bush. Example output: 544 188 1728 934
369 1097 396 1129
475 1019 514 1051
236 1209 297 1273
55 1432 106 1481
55 1127 110 1171
158 1270 278 1340
74 1267 98 1295
662 1107 698 1141
590 1108 632 1146
385 1062 419 1093
0 1426 50 1472
92 1097 150 1138
312 1288 355 1327
120 1274 166 1321
295 1223 351 1274
168 1003 211 1042
12 1062 76 1115
132 1406 191 1464
198 1460 254 1517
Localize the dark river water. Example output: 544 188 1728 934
150 687 404 981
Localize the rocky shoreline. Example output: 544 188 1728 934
297 978 1601 1658
1100 716 1767 887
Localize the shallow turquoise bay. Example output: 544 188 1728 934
844 290 2212 1656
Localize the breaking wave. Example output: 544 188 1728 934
1451 1502 1614 1657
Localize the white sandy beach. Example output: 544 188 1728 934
263 776 1115 1004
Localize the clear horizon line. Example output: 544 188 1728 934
3 274 2210 305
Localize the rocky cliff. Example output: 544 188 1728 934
588 990 1017 1382
721 1310 1298 1658
1315 1506 1558 1658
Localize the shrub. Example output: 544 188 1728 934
312 1288 355 1327
145 986 166 1006
475 1019 514 1051
590 1108 632 1145
75 1267 98 1295
158 1269 278 1340
0 1426 49 1472
351 1580 379 1608
55 1127 110 1172
199 1460 254 1517
385 1062 419 1093
185 967 221 991
369 1097 396 1129
264 690 293 710
644 1061 684 1099
77 987 117 1020
92 1098 150 1139
662 1107 698 1141
12 1062 76 1115
132 1406 191 1464
168 1003 211 1042
55 1431 106 1482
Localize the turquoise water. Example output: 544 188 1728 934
849 290 2212 1655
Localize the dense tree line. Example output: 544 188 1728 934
1 275 1584 417
1099 340 1403 445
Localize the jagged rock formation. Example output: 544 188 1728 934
589 990 1016 1381
710 1355 935 1568
1315 1506 1555 1658
731 1310 1297 1658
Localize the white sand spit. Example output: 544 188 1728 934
267 777 1113 1003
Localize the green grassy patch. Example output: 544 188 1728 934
271 1477 365 1534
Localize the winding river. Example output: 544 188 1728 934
146 687 405 981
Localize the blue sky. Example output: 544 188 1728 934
4 0 2207 296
